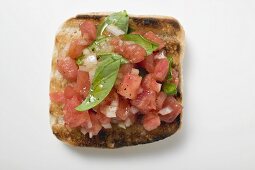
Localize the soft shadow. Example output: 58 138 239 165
64 39 193 158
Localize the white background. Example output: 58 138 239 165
0 0 255 169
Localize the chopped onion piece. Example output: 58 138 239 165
158 106 173 115
80 128 88 135
125 118 132 127
104 100 118 118
79 54 98 81
156 83 162 92
89 132 93 138
118 122 126 129
130 106 139 114
131 68 139 75
102 123 112 129
83 48 91 56
106 24 125 36
154 50 166 59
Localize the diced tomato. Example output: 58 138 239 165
57 57 78 81
88 112 102 136
142 74 162 93
116 97 130 120
116 73 142 99
123 44 146 63
153 58 169 82
79 21 97 43
68 39 88 59
160 96 182 123
110 38 146 63
143 113 160 131
49 92 65 104
144 31 166 50
64 85 77 99
138 53 155 73
156 92 167 110
63 96 91 128
171 68 179 86
95 112 111 124
118 63 134 75
75 70 90 98
131 89 157 113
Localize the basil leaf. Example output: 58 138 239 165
166 55 173 80
88 36 110 51
76 55 84 65
97 10 129 36
75 55 121 111
97 53 128 64
162 82 177 95
122 34 159 55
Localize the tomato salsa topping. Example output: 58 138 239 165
50 10 182 138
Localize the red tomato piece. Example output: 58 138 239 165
160 96 182 123
49 92 65 104
153 58 169 82
144 31 166 50
95 112 111 125
138 53 155 73
142 74 162 93
118 63 134 76
75 70 90 98
123 44 146 63
143 113 160 131
110 38 146 63
79 21 97 43
64 85 77 99
88 112 102 136
57 57 78 81
116 73 142 99
156 92 167 110
116 97 130 120
131 89 157 113
63 96 90 128
68 39 88 59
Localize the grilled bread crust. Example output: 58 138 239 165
50 13 185 148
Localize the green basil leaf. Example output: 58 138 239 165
75 55 121 111
88 36 110 51
166 55 173 80
162 82 177 95
76 55 84 65
97 53 128 64
97 10 129 36
122 34 159 55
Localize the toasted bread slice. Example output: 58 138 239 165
50 13 185 148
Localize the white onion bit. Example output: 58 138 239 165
130 106 139 114
131 68 139 75
158 106 173 115
106 24 125 36
80 128 88 135
89 132 93 138
125 118 132 127
118 123 126 129
104 100 118 118
102 123 112 129
154 50 166 59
